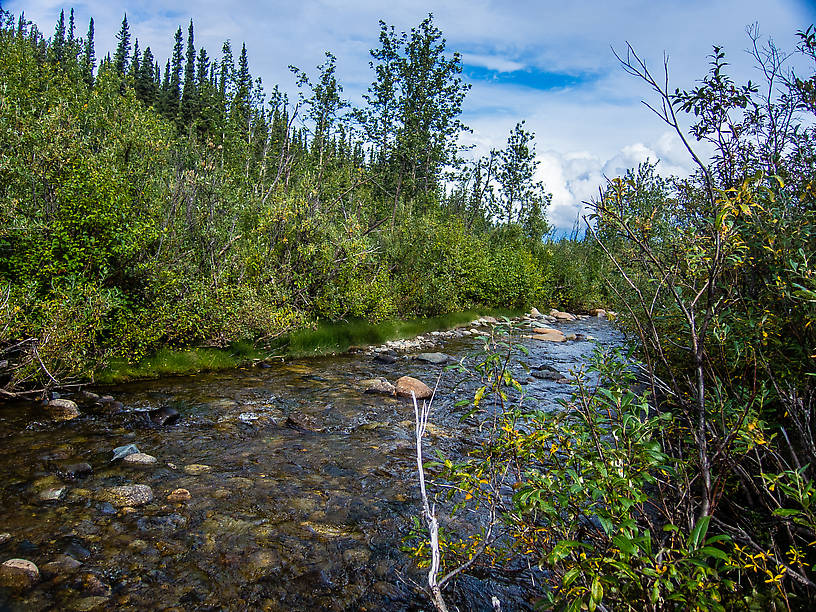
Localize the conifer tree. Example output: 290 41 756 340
136 46 156 104
219 41 234 105
129 39 140 79
113 13 131 74
81 17 95 85
51 9 65 63
181 20 197 126
168 27 183 119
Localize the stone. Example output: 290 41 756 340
47 398 80 421
395 376 433 400
361 378 396 396
590 308 607 317
82 573 111 596
149 406 179 426
184 464 212 475
39 487 66 501
77 390 100 404
531 329 566 342
414 352 450 365
373 353 397 365
111 444 140 462
285 414 322 431
102 484 154 507
123 453 157 466
0 533 10 546
342 548 371 564
532 369 562 381
70 596 110 611
167 488 191 503
529 307 542 317
0 558 39 589
549 308 577 321
60 462 93 480
481 316 498 324
41 555 82 579
532 327 556 334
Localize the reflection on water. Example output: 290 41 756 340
0 318 622 611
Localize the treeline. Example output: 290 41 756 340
0 8 593 392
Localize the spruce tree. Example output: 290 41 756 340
129 39 140 79
113 14 131 74
51 9 65 63
169 26 183 118
81 18 95 85
180 20 197 126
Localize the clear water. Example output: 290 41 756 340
0 318 623 611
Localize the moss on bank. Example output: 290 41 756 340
96 308 520 384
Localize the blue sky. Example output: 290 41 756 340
7 0 816 229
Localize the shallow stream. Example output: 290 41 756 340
0 317 623 611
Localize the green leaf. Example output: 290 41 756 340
687 515 711 550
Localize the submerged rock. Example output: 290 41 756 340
167 488 191 503
59 462 93 480
361 378 396 396
47 398 80 421
0 558 39 590
149 406 179 426
395 376 433 400
183 464 212 475
102 484 154 507
373 352 397 365
414 352 450 365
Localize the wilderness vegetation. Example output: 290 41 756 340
2 5 816 611
0 7 577 393
406 24 816 612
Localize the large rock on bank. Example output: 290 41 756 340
395 376 433 400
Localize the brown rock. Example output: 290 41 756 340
395 376 433 400
102 484 154 507
47 398 80 421
167 488 191 503
123 453 157 466
0 558 40 589
531 329 566 342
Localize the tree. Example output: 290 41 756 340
113 13 130 74
50 9 65 64
493 121 549 228
168 26 183 119
81 17 95 85
180 20 197 126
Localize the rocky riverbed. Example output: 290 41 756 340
0 310 622 611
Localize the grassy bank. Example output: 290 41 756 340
96 308 521 384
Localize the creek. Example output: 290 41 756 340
0 316 623 611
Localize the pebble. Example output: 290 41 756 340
361 378 396 396
0 558 40 589
0 533 10 546
60 462 93 480
39 487 66 501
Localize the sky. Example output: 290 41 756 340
7 0 816 230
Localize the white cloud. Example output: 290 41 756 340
462 53 525 73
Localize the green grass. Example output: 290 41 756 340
97 308 522 383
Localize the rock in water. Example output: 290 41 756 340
361 378 396 396
183 464 212 475
167 488 191 503
529 307 542 317
111 444 140 462
531 329 566 342
373 353 397 365
102 485 153 507
123 453 157 466
395 376 433 400
0 558 40 589
46 398 80 421
149 406 179 426
414 352 450 365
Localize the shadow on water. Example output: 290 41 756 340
0 317 623 611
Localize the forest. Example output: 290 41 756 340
1 5 816 610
